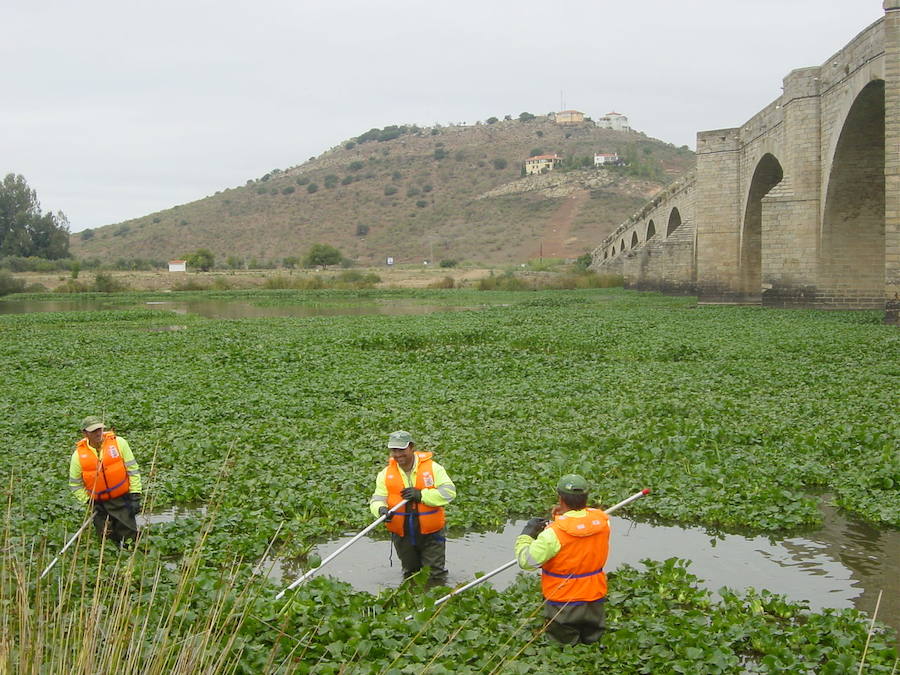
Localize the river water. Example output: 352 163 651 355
145 500 899 636
0 298 476 318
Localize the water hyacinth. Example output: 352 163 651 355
1 288 897 671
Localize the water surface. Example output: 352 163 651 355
248 502 898 636
0 298 478 319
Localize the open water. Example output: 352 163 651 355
145 499 899 636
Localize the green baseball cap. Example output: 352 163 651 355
557 474 589 494
81 416 105 432
387 430 413 449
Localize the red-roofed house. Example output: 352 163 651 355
524 154 563 175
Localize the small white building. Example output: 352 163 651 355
596 112 630 131
594 152 620 166
168 260 187 272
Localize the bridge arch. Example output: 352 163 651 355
821 79 885 303
631 231 639 248
646 219 656 240
741 153 783 298
666 208 682 237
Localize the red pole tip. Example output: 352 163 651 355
642 488 651 495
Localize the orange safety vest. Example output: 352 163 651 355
541 508 610 604
384 451 445 537
76 432 131 501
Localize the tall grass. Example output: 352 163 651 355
1 478 261 673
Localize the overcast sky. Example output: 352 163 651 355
1 0 883 232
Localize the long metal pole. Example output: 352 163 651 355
276 499 408 600
405 488 650 620
39 518 92 580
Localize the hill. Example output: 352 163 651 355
69 115 694 266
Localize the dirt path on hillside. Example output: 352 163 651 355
538 189 589 259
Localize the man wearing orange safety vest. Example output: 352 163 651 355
68 416 143 546
515 474 610 645
369 430 456 586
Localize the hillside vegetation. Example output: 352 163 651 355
70 115 694 266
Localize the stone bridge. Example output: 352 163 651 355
592 1 899 313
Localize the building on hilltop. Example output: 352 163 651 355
594 152 622 166
524 154 563 175
596 112 630 131
554 110 585 125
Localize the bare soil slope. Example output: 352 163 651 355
70 116 694 266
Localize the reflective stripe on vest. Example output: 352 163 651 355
540 508 609 603
384 452 445 537
76 432 131 501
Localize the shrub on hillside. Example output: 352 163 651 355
433 149 448 160
439 259 457 268
384 185 398 196
307 183 319 193
324 175 339 188
355 224 369 237
296 176 310 186
492 158 507 170
348 161 364 172
416 200 428 208
282 186 295 195
518 112 536 122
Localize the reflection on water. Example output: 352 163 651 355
251 502 898 636
0 298 477 319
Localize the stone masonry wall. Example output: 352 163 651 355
591 2 894 313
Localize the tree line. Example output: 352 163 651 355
0 174 70 259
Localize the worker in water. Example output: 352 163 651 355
369 430 456 587
515 474 610 645
69 416 143 546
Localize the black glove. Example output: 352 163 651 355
129 493 142 517
400 487 422 502
378 506 394 522
521 517 549 538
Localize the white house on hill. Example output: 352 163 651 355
596 112 630 131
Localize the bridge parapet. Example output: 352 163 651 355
593 170 696 257
590 3 895 315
